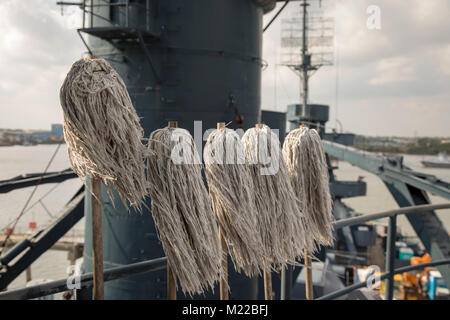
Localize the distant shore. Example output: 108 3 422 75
0 141 65 147
354 145 449 156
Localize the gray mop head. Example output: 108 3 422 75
59 57 148 210
146 126 221 296
204 126 265 276
242 124 309 268
283 126 334 247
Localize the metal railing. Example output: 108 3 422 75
57 1 152 30
1 203 449 300
281 202 450 300
317 259 450 300
0 257 166 300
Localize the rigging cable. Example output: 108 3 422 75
263 1 291 33
0 182 62 232
0 142 62 255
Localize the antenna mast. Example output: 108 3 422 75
301 0 309 118
281 0 334 124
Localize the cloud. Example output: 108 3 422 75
0 0 448 137
262 0 450 136
0 0 84 130
369 56 416 85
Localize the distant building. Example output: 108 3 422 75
0 124 64 144
30 124 64 142
51 124 64 139
31 131 52 142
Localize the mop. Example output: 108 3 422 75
242 124 309 299
146 122 221 297
282 126 335 299
282 126 334 247
204 123 265 299
60 57 148 299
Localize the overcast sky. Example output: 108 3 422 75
0 0 449 137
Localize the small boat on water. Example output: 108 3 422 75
422 152 450 169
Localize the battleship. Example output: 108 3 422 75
0 0 449 301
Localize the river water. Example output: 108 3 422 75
0 144 449 290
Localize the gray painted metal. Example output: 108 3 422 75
0 240 31 265
329 180 366 198
385 215 397 300
333 203 450 230
1 202 448 299
0 257 167 300
261 110 287 144
81 0 275 299
346 288 383 300
0 169 76 194
317 259 450 300
0 190 85 290
287 104 330 129
323 140 450 200
333 200 357 258
323 140 450 288
323 132 355 146
280 265 293 300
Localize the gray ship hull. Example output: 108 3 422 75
421 161 450 169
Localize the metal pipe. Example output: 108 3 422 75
317 259 450 300
0 257 167 300
333 203 450 230
90 0 93 27
126 0 129 27
77 29 94 56
263 0 290 32
56 1 84 5
0 240 31 265
83 10 115 25
82 0 85 28
385 215 396 300
301 0 308 119
0 169 76 194
280 264 292 300
146 0 150 31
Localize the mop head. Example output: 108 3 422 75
146 126 221 296
242 125 308 267
204 127 265 276
283 127 334 247
59 57 147 210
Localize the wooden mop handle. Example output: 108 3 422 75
167 121 178 300
167 266 177 300
255 123 274 300
91 177 104 300
219 226 228 300
216 122 229 300
168 121 178 129
304 249 313 300
263 269 273 300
